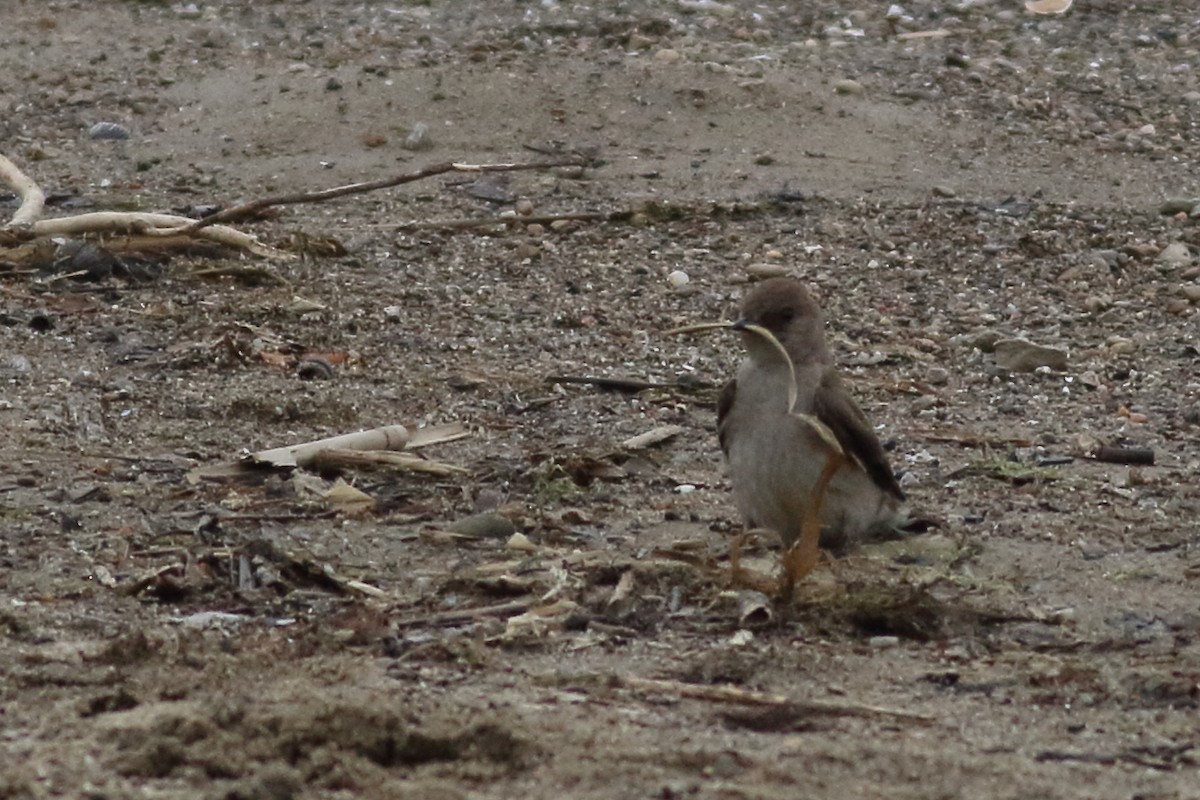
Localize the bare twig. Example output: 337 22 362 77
546 375 674 392
621 425 685 450
0 154 46 229
311 448 468 476
1090 446 1155 466
612 676 936 724
396 210 627 232
169 157 586 236
392 598 532 629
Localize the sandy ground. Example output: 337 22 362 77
2 1 1200 798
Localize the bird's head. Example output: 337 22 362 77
732 278 829 365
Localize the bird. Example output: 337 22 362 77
717 277 906 554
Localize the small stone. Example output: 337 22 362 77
1164 298 1190 315
1158 198 1200 216
1137 123 1156 136
88 122 130 140
965 329 1003 353
505 532 538 552
745 262 788 280
515 241 540 260
993 338 1068 372
926 366 949 385
524 223 545 236
869 635 899 649
932 185 957 198
654 48 682 63
515 197 534 216
549 219 573 232
403 121 433 150
3 354 32 375
1179 284 1200 303
833 78 865 96
911 395 938 412
667 270 690 288
1157 241 1192 268
1106 337 1137 355
325 77 343 91
450 512 515 539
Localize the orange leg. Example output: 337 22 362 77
780 454 844 600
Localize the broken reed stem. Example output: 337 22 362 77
172 156 587 236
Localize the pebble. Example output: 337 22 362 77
1179 284 1200 303
403 121 433 150
1158 198 1199 216
833 78 865 95
88 122 130 140
926 366 949 385
869 635 900 649
3 355 32 375
515 241 541 260
505 532 538 552
667 270 690 288
654 48 682 63
1106 337 1137 355
1156 241 1192 268
993 338 1068 372
961 329 1003 353
745 262 788 280
515 198 535 216
450 512 515 539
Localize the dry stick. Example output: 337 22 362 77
173 157 587 236
392 598 532 629
311 448 468 476
546 375 674 392
397 210 625 231
0 154 46 228
617 676 935 724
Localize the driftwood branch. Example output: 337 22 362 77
0 154 46 229
28 211 284 257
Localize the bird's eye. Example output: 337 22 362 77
762 308 795 329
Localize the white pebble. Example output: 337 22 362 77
667 269 690 288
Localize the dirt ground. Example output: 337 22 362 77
2 0 1200 798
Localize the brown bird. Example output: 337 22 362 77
717 278 905 553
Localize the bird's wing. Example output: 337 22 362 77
813 370 906 501
716 378 737 457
